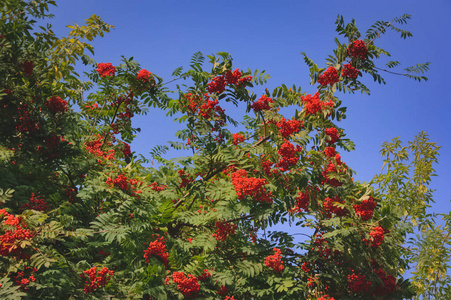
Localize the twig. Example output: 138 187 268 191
92 226 120 234
258 111 268 138
58 166 78 192
0 10 25 21
253 135 270 147
226 214 255 223
84 95 111 147
172 192 190 209
160 77 182 87
373 66 409 77
368 19 393 45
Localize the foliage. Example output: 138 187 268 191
0 1 445 299
371 133 450 299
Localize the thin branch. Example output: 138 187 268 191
187 195 196 211
0 10 25 21
253 135 270 147
258 111 268 138
84 94 111 147
225 214 255 223
58 166 78 192
92 226 120 234
172 192 190 209
100 90 134 148
374 66 409 77
160 77 182 87
368 21 391 44
292 233 312 238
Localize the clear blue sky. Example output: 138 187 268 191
47 1 451 217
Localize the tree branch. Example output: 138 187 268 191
374 66 409 77
0 10 25 21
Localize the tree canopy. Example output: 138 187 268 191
0 1 449 299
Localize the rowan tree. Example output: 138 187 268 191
0 1 441 299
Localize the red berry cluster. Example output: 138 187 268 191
44 134 67 150
325 127 339 144
207 75 226 94
225 69 251 86
186 137 195 146
207 69 252 94
307 277 317 287
232 133 245 145
106 174 143 196
85 103 99 110
198 98 221 119
183 93 225 121
184 93 202 114
150 182 167 191
248 228 258 243
231 169 273 204
224 296 237 300
212 131 225 144
300 261 311 273
40 134 70 159
301 92 334 117
276 140 303 172
264 248 284 273
213 220 238 242
217 284 228 296
353 197 377 221
178 170 192 188
250 95 273 112
106 174 130 191
165 272 200 298
261 155 274 176
323 147 336 158
312 234 332 259
137 68 154 83
85 134 116 161
348 40 368 60
111 95 134 133
80 266 114 293
348 272 371 293
321 153 346 187
318 66 339 86
96 62 116 78
20 193 50 212
13 267 37 290
21 61 33 76
223 165 237 176
341 63 359 79
128 178 143 196
291 185 318 213
84 94 135 162
64 187 77 204
323 196 347 217
276 118 301 138
143 234 169 266
15 103 40 133
45 95 69 114
98 248 110 257
197 269 212 281
373 267 396 296
0 209 34 259
121 142 131 157
369 226 385 248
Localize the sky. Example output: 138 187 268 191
46 1 450 224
